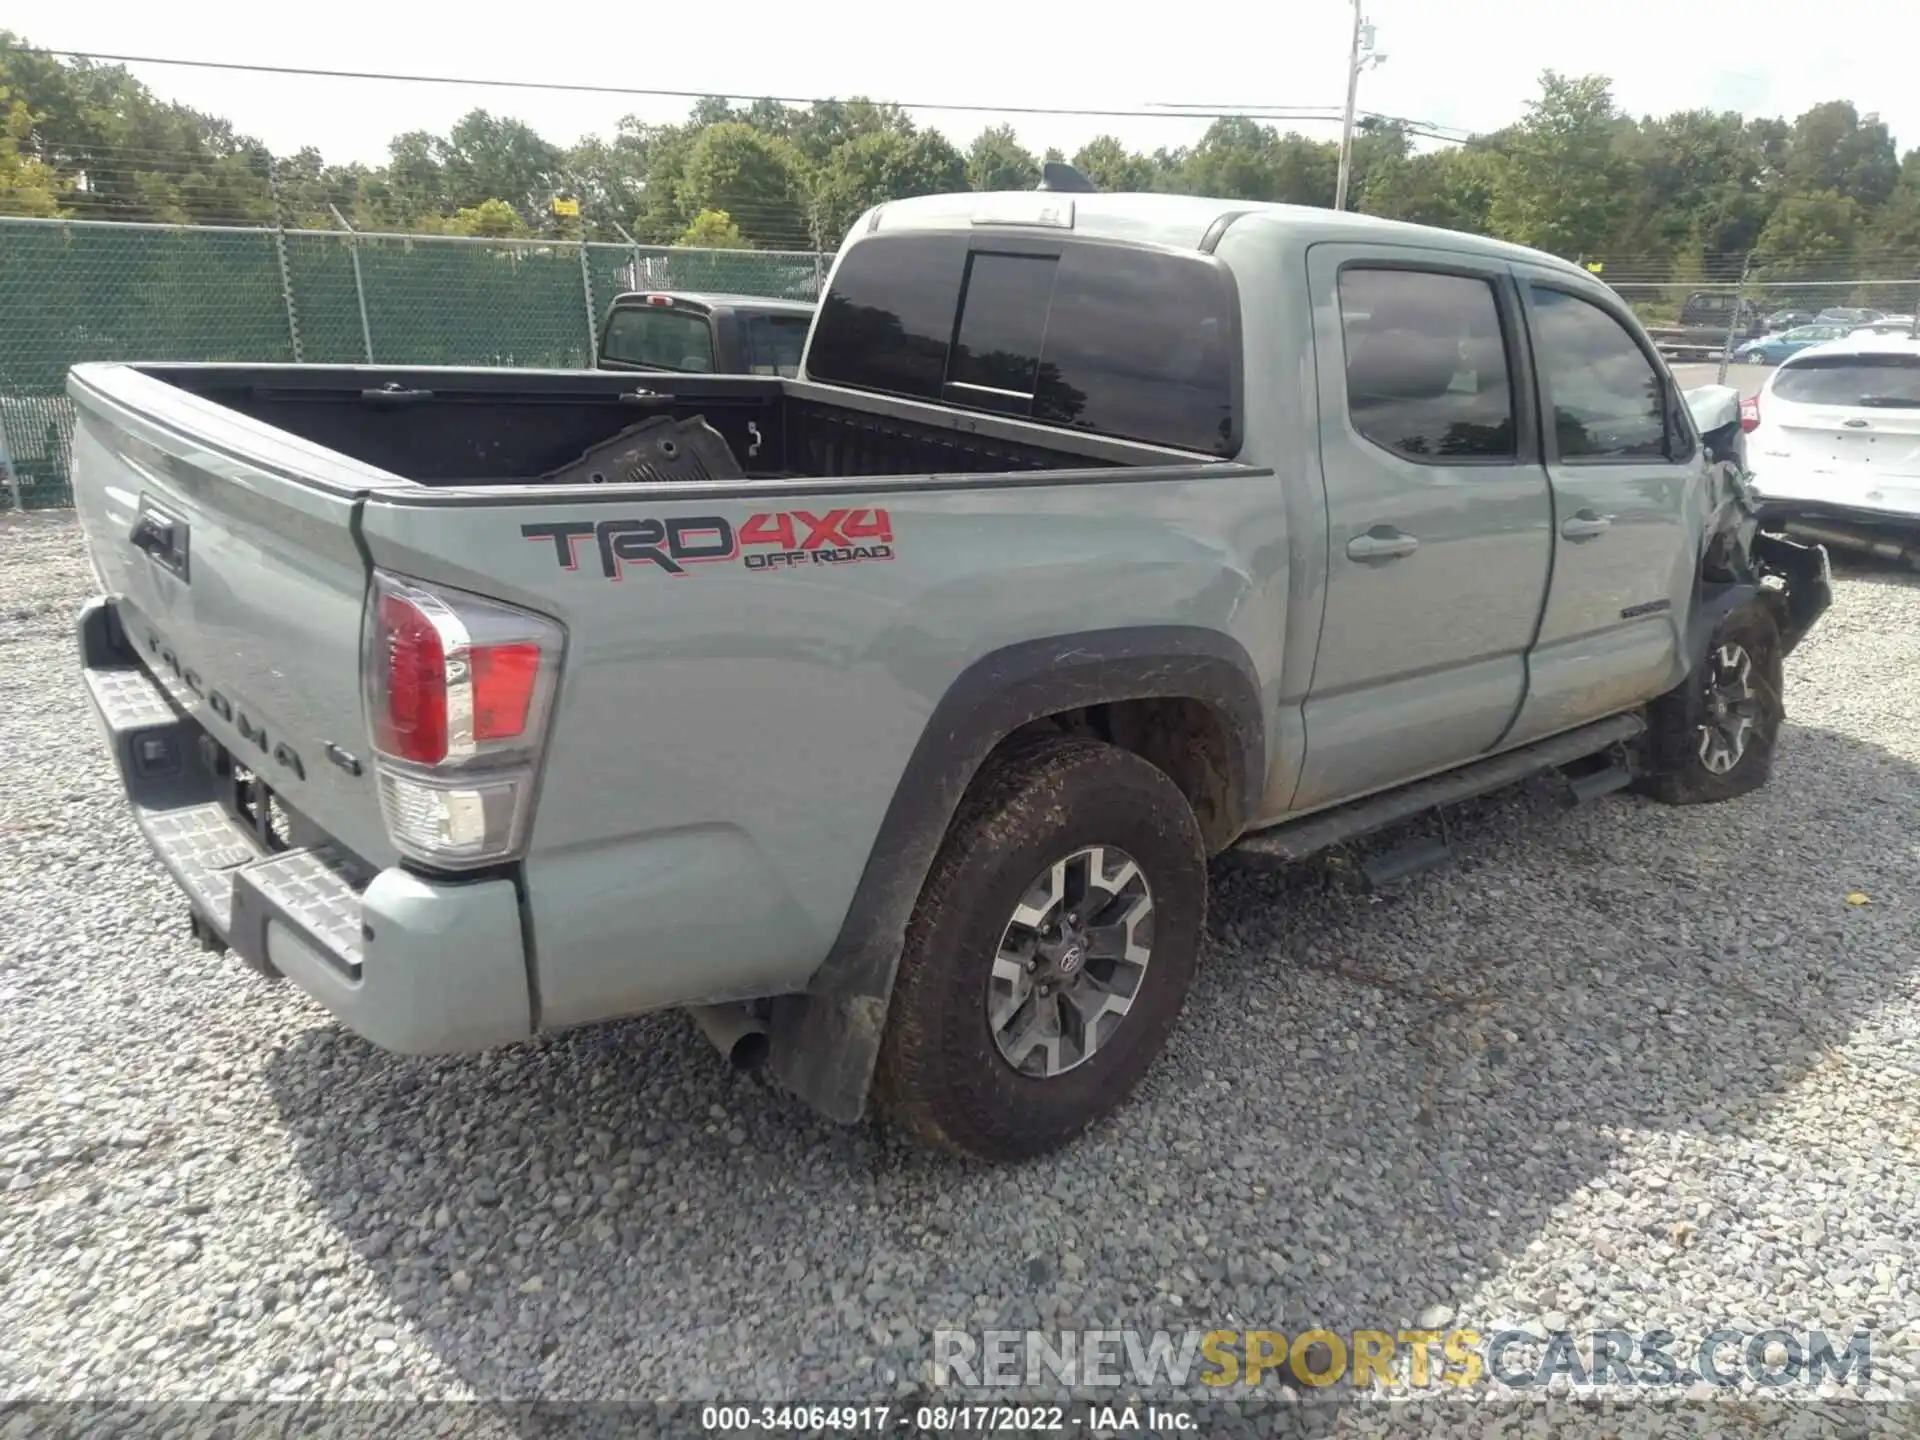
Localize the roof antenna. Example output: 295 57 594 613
1038 162 1097 194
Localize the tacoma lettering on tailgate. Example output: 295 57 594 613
521 510 894 580
143 630 308 781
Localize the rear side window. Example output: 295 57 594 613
1774 354 1920 408
948 253 1054 403
1337 268 1516 461
806 234 1238 455
601 307 716 373
1529 287 1668 460
745 313 810 377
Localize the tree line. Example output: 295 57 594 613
3 33 1917 278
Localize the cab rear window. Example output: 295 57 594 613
807 233 1239 455
600 307 716 372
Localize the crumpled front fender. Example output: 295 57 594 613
1695 455 1832 658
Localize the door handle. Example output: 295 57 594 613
1561 510 1613 540
1345 527 1420 562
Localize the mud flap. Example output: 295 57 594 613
767 991 892 1126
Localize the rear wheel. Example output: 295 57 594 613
1640 602 1784 805
875 735 1207 1161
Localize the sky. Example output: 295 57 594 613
20 0 1917 166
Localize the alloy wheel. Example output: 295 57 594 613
985 845 1155 1078
1698 641 1760 774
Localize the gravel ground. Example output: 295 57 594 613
2 509 1917 1428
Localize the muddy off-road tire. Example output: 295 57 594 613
875 735 1208 1162
1639 600 1785 805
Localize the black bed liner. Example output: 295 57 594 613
132 364 1201 487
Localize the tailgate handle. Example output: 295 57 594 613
361 382 434 403
130 506 190 580
130 514 173 555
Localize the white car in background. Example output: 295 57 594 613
1849 317 1917 338
1743 335 1920 568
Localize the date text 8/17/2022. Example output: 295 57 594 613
697 1402 1198 1433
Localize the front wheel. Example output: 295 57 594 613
875 735 1208 1161
1639 601 1785 805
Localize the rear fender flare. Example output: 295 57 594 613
765 627 1264 1124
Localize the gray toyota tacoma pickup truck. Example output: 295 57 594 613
70 190 1831 1161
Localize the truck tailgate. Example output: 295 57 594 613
69 363 401 869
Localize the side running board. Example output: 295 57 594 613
1231 713 1646 871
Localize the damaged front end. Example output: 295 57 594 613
1689 384 1833 657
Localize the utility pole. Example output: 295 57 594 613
1334 0 1385 212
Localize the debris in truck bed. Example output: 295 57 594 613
541 414 743 487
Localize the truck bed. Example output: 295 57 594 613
110 363 1195 488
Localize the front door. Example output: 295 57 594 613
1503 271 1706 746
1290 245 1555 813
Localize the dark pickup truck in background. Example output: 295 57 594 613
595 291 816 377
1643 290 1766 362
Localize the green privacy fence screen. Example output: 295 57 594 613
0 216 827 509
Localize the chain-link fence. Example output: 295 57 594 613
6 217 1919 510
1592 248 1920 380
0 215 828 509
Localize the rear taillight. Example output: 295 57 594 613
364 572 564 868
472 644 541 740
1740 395 1760 432
375 590 449 764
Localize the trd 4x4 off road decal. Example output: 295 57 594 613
521 509 894 579
737 509 893 573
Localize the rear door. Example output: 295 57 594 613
1503 271 1705 747
1291 246 1554 812
1754 350 1920 508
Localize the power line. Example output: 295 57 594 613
35 47 1467 138
1151 101 1469 140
